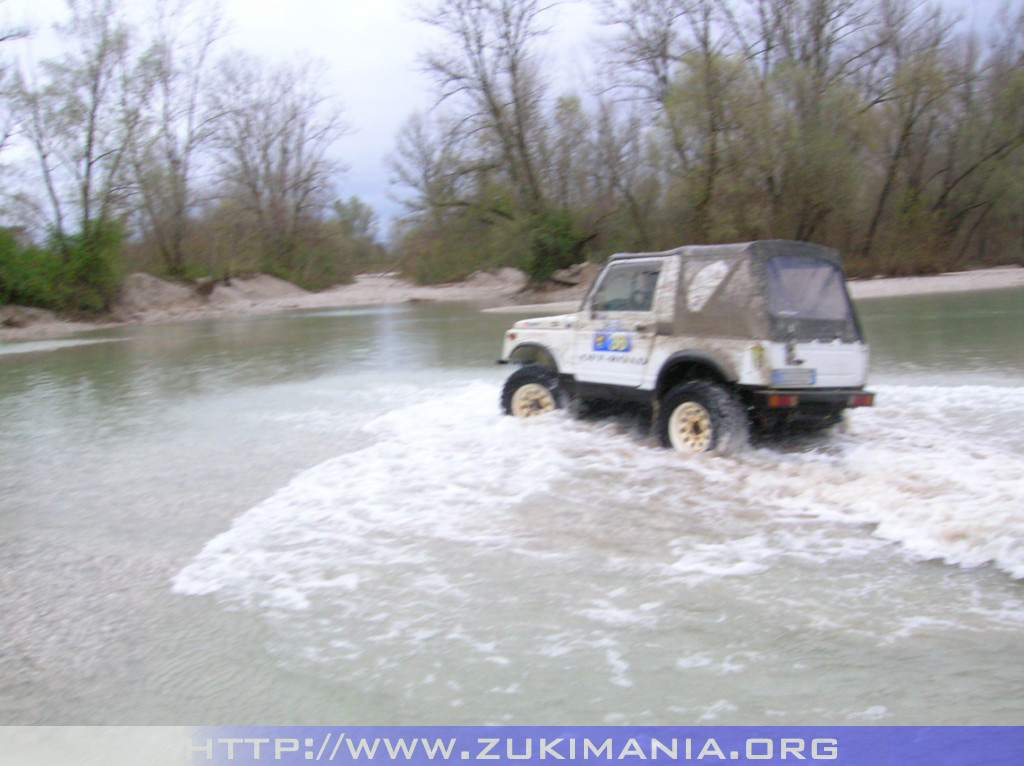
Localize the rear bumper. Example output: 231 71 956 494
748 388 875 410
745 387 874 430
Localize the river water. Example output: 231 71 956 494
1 289 1022 725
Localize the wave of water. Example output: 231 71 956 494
757 384 1024 577
170 381 1024 717
174 381 1024 604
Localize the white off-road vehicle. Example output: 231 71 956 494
498 240 874 453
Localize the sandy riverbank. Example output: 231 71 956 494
848 266 1024 299
0 269 540 342
1 263 1022 343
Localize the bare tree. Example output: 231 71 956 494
208 53 346 268
594 0 688 104
418 0 552 216
11 0 148 247
0 2 28 161
129 0 226 276
858 0 959 258
923 8 1024 260
590 99 656 248
598 0 747 240
389 0 1021 279
409 0 598 281
390 111 496 221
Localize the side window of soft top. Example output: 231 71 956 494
591 262 662 312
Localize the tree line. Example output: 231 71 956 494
2 0 1022 315
0 0 382 312
392 0 1024 284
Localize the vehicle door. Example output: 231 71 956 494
573 259 664 387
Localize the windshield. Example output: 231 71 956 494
766 255 853 321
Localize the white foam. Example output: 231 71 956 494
676 652 714 670
652 384 1024 581
669 536 774 580
604 648 633 688
173 382 584 608
779 385 1024 577
698 699 739 722
846 705 890 721
174 381 1024 622
576 599 660 628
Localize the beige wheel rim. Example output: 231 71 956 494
668 401 713 453
510 383 556 417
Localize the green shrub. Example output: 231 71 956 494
0 221 123 314
398 210 591 286
399 219 497 285
50 220 122 313
524 211 587 284
0 230 64 309
259 247 354 291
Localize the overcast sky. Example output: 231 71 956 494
3 0 599 231
2 0 1010 234
214 0 601 227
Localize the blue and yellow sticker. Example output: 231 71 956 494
593 332 632 353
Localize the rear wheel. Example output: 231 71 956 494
501 365 564 417
657 381 747 454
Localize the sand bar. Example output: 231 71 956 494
1 265 1021 343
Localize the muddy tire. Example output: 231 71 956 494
657 381 748 455
501 365 564 418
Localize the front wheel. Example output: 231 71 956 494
657 381 748 455
501 365 564 418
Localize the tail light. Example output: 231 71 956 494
766 394 799 408
849 393 875 407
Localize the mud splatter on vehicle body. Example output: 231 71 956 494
499 240 874 453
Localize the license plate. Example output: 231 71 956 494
771 368 816 386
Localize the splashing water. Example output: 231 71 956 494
175 382 1024 606
171 381 1024 722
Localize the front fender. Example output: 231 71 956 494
507 342 559 372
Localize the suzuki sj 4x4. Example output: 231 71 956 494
498 240 874 454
